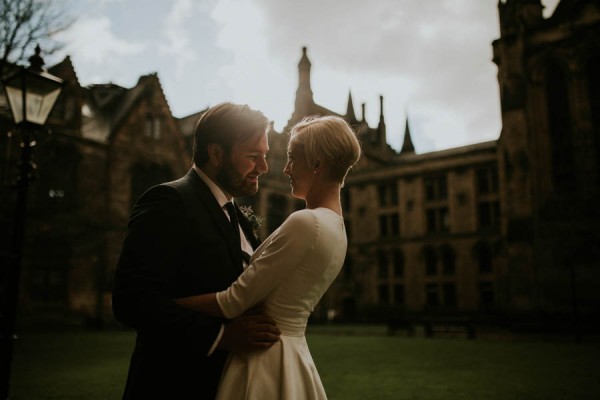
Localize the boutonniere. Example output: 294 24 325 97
239 205 264 238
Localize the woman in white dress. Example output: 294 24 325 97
175 115 361 399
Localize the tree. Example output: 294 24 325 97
0 0 71 76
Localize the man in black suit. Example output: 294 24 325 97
112 103 280 399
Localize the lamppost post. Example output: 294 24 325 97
0 45 63 400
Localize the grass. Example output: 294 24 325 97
9 326 600 400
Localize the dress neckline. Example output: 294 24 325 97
313 207 343 218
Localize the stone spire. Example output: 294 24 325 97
400 115 415 155
346 90 357 122
377 95 387 147
361 102 367 123
295 46 314 108
286 46 316 130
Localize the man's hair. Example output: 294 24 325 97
290 115 362 185
192 102 270 166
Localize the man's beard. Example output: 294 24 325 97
217 159 259 198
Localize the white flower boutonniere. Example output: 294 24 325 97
239 205 264 238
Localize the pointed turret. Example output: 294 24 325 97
295 46 314 107
377 95 387 147
361 102 367 123
346 90 357 123
400 116 415 155
286 46 316 130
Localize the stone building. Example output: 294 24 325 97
493 0 600 320
0 0 598 328
252 47 506 322
1 56 189 326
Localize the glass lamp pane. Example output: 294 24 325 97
3 67 62 125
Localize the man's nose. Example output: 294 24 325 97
258 156 268 173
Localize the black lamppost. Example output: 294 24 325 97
0 45 63 400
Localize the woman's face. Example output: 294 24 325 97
284 137 314 199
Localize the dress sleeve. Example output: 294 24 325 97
216 210 319 318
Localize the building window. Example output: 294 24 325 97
443 283 457 306
426 283 439 306
377 181 398 207
393 284 405 305
476 167 499 194
426 207 449 233
479 281 494 306
377 251 388 279
424 175 448 201
474 242 493 274
379 215 387 237
145 115 162 139
478 201 500 230
440 245 455 275
424 246 437 275
393 250 404 277
379 213 400 238
33 141 81 212
378 284 390 304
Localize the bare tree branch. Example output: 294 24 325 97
0 0 73 77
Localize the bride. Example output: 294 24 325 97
175 115 361 399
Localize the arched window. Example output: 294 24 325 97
545 60 575 194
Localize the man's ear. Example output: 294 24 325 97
207 143 224 168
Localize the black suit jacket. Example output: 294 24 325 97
112 168 259 400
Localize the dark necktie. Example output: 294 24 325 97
224 202 240 242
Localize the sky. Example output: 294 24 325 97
51 0 561 153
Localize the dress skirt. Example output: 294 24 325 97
215 335 327 400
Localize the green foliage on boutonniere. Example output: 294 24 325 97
239 205 264 238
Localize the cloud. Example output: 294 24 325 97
210 0 294 129
58 17 146 65
242 0 504 152
159 0 198 78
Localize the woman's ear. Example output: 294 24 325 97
207 143 224 168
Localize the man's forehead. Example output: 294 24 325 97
234 131 269 151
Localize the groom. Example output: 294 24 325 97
112 102 280 399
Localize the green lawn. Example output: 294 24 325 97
9 327 600 400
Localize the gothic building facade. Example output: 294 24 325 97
0 0 598 327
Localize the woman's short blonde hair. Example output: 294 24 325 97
290 115 362 185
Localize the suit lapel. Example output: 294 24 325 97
184 169 243 272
